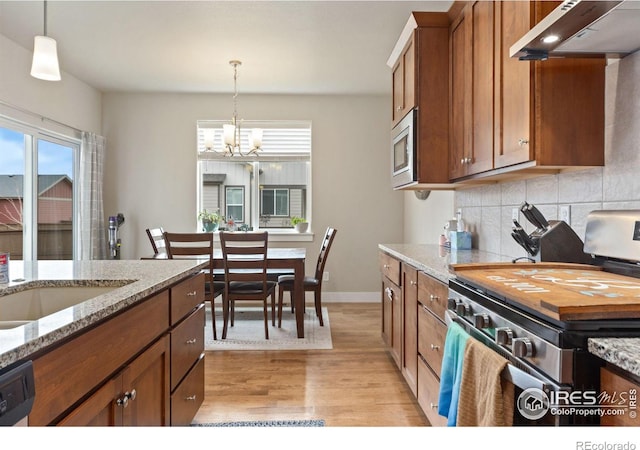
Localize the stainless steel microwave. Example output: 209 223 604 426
391 108 417 189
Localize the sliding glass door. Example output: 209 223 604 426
0 124 78 260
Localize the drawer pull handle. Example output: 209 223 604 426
385 287 393 301
186 291 197 296
185 395 197 401
410 280 417 286
116 389 137 408
429 294 438 302
383 264 389 269
430 344 440 351
430 402 438 409
186 338 197 344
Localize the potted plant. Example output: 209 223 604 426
290 216 308 233
198 209 224 232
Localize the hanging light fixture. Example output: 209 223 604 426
31 0 61 81
205 60 262 157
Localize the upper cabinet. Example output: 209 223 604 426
388 12 451 185
449 0 605 182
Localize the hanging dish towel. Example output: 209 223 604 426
456 337 515 426
437 321 470 426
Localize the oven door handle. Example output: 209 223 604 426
444 310 564 394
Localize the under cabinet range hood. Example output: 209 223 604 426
510 0 640 60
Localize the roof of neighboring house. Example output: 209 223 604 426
0 175 72 198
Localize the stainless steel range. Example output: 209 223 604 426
447 209 640 425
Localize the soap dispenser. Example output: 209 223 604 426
456 209 465 232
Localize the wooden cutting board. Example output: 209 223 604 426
451 262 640 321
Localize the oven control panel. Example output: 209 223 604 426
447 285 574 385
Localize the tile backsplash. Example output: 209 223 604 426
455 50 640 258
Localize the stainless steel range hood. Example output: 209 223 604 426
510 0 640 61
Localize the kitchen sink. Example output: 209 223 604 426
0 286 120 322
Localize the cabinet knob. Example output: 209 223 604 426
518 138 529 147
430 344 440 351
186 290 197 297
410 280 417 286
385 287 393 301
396 106 402 112
186 338 197 344
383 264 389 269
429 294 438 302
430 402 438 410
116 389 137 408
185 395 197 401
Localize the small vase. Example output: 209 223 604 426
203 222 219 232
294 223 309 233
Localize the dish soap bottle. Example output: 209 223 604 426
456 209 465 232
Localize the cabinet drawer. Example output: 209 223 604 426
170 305 205 391
417 356 447 427
600 367 640 426
418 304 447 378
171 355 205 426
171 272 205 325
417 271 448 322
379 252 401 286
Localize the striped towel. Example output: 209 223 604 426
456 337 514 426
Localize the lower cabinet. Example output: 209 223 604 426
29 272 205 426
379 250 450 426
58 336 170 426
600 366 640 427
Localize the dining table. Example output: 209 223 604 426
144 247 307 338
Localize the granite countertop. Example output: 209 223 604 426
588 338 640 378
0 259 206 370
379 243 640 383
378 243 514 284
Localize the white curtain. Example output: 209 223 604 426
78 132 106 259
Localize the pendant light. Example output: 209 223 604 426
31 0 61 81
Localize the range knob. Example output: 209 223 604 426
473 313 490 329
447 298 458 311
495 327 513 346
512 337 535 358
456 302 470 316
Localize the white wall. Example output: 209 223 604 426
102 92 404 295
0 34 102 134
454 51 640 257
403 190 455 244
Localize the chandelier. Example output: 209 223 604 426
204 60 262 157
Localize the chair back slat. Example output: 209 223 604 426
220 231 269 285
146 227 165 254
163 232 214 276
315 227 337 281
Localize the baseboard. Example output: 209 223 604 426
321 291 379 303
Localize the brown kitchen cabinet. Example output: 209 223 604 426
449 1 494 180
401 265 418 396
379 250 450 426
600 366 640 427
58 336 170 426
29 272 205 426
449 1 605 182
389 12 450 185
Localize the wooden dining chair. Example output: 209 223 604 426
277 227 337 327
219 231 276 339
163 232 224 340
146 227 166 255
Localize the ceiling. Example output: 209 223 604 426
0 0 453 95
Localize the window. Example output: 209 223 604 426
197 121 311 231
0 121 79 260
225 186 244 223
261 188 289 217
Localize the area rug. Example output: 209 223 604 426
204 306 333 350
192 419 325 427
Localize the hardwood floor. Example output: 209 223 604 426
192 302 429 426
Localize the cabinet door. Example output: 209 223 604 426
392 37 416 125
57 377 123 426
402 265 418 397
382 277 401 367
494 1 533 167
122 335 170 426
449 8 470 180
468 0 495 175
